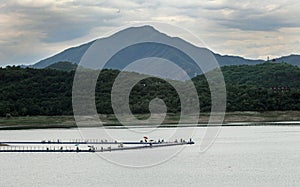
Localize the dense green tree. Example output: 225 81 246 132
1 62 300 116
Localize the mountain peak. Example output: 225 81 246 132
122 25 158 32
110 25 159 37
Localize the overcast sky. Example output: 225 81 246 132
0 0 299 66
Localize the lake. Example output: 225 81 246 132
0 125 299 186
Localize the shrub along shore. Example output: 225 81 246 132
1 111 300 130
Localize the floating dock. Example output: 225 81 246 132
0 139 194 153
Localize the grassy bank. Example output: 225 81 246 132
1 111 300 130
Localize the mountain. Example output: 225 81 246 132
34 26 215 78
46 61 77 72
33 41 94 69
214 54 263 66
32 25 300 75
274 54 300 66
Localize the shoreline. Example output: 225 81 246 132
1 111 300 130
1 122 300 131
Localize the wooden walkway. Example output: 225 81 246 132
0 139 194 153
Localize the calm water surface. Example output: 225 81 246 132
0 125 299 187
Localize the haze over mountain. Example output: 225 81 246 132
32 26 299 76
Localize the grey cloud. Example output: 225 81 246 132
175 0 300 31
212 2 299 31
3 1 121 43
216 15 293 31
0 0 299 66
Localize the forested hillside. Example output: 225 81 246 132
194 62 300 111
1 62 300 117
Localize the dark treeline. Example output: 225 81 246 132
1 62 300 117
0 66 73 116
194 62 300 111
